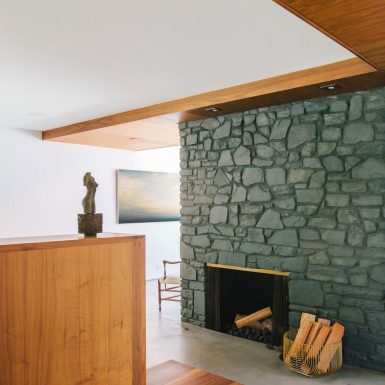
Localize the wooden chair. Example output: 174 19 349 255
158 260 181 311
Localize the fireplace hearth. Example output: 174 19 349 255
206 264 289 346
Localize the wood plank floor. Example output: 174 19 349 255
147 360 243 385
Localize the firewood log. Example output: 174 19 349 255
235 307 272 329
317 323 345 373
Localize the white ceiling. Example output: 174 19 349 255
0 0 353 131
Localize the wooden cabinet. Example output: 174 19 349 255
0 233 146 385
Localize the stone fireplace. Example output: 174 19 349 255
179 87 385 372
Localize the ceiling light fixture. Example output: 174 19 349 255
28 112 45 117
319 83 340 91
205 107 222 113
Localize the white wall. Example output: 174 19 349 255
0 127 180 280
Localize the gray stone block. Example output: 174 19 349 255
317 142 336 156
282 257 307 273
256 144 274 158
289 280 324 307
361 209 381 220
303 158 323 168
254 133 268 144
257 256 282 270
218 150 234 166
350 274 368 287
345 156 361 171
352 194 383 206
268 229 298 247
367 312 385 335
368 233 385 248
309 170 326 188
341 181 367 193
233 145 251 165
256 209 283 229
297 205 319 215
242 167 263 185
211 239 233 251
307 265 348 284
321 230 346 245
190 235 211 248
363 220 376 233
181 242 195 260
265 167 285 186
308 217 336 229
209 206 228 224
352 158 385 179
243 132 253 146
324 112 346 126
231 184 246 203
218 252 246 267
371 266 385 283
340 307 365 324
343 122 373 144
322 155 344 171
337 209 361 224
367 94 385 111
296 189 324 204
349 95 363 121
252 158 273 167
304 100 328 112
287 123 316 149
282 215 306 228
194 290 205 316
270 118 291 139
256 112 269 126
212 121 231 139
322 126 341 141
246 228 264 243
348 225 365 246
326 194 349 207
181 262 197 280
201 118 220 130
247 185 271 202
309 251 329 265
186 133 198 145
240 242 272 255
287 169 313 184
274 197 295 210
330 100 348 113
300 229 320 240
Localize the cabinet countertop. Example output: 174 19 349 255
0 233 145 252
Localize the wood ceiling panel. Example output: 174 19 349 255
50 116 180 151
43 58 385 151
273 0 385 72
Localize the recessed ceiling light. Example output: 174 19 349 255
205 107 222 113
28 112 45 117
319 83 340 91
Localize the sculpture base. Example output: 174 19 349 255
78 213 103 237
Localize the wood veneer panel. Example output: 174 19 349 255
273 0 385 72
0 236 146 385
147 360 242 385
42 58 385 151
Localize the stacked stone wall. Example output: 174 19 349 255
179 88 385 371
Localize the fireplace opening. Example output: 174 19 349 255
206 264 289 346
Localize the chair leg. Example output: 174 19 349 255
158 280 162 311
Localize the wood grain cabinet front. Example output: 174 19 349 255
0 233 146 385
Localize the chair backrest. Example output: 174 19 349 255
162 260 181 279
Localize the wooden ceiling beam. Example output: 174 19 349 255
43 58 384 147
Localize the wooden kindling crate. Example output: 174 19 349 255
283 329 343 377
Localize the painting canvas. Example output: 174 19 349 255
117 170 180 223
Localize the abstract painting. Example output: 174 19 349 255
117 170 180 223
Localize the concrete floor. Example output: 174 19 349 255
146 280 384 385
